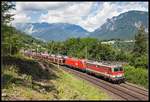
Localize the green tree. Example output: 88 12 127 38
133 25 148 55
130 25 148 68
2 2 15 55
1 1 15 24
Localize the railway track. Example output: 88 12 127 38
119 83 148 96
30 56 148 101
59 66 148 101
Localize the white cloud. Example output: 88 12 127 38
10 3 31 25
80 2 148 32
39 2 93 26
12 13 31 24
79 2 119 31
11 2 148 32
15 2 70 11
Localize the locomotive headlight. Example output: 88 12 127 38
117 74 122 77
112 75 116 78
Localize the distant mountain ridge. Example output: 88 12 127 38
14 10 148 41
90 10 148 40
14 22 89 41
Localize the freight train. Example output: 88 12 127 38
24 51 125 83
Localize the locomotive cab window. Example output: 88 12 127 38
120 67 123 71
112 67 123 72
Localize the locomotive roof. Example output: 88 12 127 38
67 57 86 61
86 60 122 68
41 53 49 56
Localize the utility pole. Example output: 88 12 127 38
57 48 59 68
83 45 88 89
85 46 88 60
37 46 38 55
50 41 54 55
9 23 12 55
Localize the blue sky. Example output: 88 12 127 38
11 2 148 32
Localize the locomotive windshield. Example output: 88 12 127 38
112 67 123 72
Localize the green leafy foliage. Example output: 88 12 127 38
1 1 15 24
124 65 148 89
1 1 46 56
133 25 148 55
129 25 148 68
46 37 131 62
2 25 46 56
129 54 148 68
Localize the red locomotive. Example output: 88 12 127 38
85 60 124 83
24 51 125 83
65 57 86 71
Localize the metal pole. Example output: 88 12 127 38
58 59 59 68
83 46 88 89
58 48 59 68
9 23 12 55
50 41 54 55
86 46 88 60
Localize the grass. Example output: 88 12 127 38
2 55 108 100
52 67 108 100
124 65 148 89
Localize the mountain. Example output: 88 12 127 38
14 22 89 41
14 10 148 41
90 10 148 40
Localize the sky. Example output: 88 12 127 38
10 2 148 32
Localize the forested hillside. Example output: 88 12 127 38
2 24 46 56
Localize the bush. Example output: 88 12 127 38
129 54 148 69
124 65 148 89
